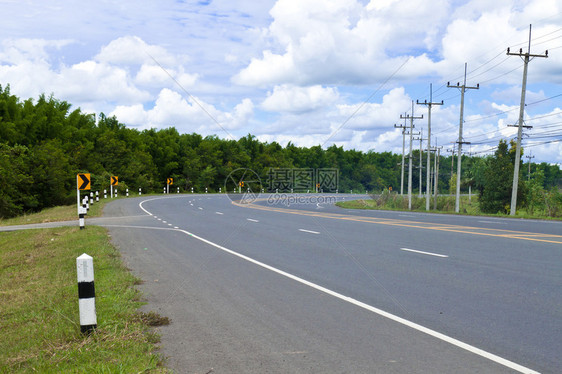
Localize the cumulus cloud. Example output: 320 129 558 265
261 84 339 113
110 88 253 136
95 36 181 66
233 0 448 87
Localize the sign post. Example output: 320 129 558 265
167 178 173 194
110 176 118 198
77 173 91 214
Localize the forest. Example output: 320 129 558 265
1 84 561 218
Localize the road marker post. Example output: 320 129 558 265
95 191 99 202
126 188 129 197
139 187 142 196
104 189 107 199
76 254 97 334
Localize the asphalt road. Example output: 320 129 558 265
94 194 562 373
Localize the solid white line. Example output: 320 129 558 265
400 248 448 258
170 227 536 374
298 229 320 234
247 218 259 222
134 204 539 374
216 212 224 215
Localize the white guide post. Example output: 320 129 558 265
76 253 97 334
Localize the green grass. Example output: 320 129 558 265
337 194 561 220
0 225 168 373
0 198 108 226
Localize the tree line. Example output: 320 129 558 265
1 84 561 218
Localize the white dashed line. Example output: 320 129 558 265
298 229 320 234
400 248 448 258
247 218 259 222
216 212 224 215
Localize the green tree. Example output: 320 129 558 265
479 140 526 214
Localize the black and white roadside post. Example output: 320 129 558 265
139 187 142 196
95 191 99 202
76 253 97 334
79 204 86 230
115 189 118 198
104 189 107 199
177 186 180 194
89 192 94 206
126 188 129 197
219 187 222 193
163 187 166 194
191 187 194 193
205 187 208 194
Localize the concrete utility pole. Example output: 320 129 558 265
394 117 408 195
507 24 548 215
526 153 535 180
417 84 443 210
400 101 423 210
434 146 441 210
447 144 455 180
448 63 479 213
414 131 425 198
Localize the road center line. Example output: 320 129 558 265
400 248 448 258
299 229 320 234
247 218 259 222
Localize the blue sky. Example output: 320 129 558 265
1 0 561 163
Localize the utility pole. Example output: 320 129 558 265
526 153 535 180
417 84 443 210
447 144 455 180
448 63 479 213
508 24 548 215
394 118 407 195
434 147 441 210
414 130 425 198
401 101 423 210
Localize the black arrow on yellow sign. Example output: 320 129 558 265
111 176 118 186
167 178 173 185
78 173 91 190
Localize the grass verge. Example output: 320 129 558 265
336 194 561 220
0 225 168 373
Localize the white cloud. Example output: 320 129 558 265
233 0 448 87
0 38 73 64
95 36 180 66
110 88 253 136
261 84 339 113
